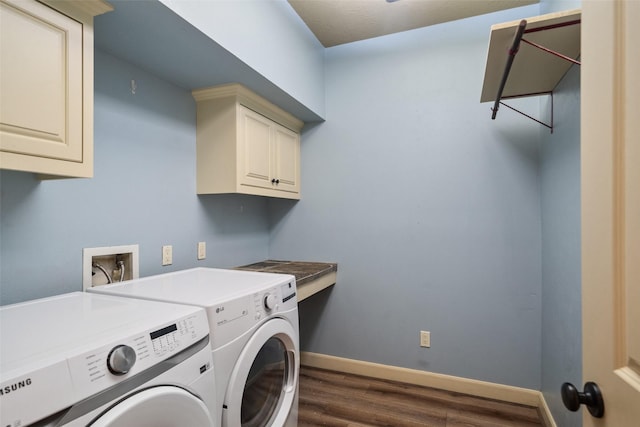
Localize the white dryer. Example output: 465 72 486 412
89 268 299 427
0 292 216 427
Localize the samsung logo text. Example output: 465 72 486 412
0 378 32 396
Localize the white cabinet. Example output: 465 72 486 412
0 0 112 178
193 84 303 199
239 106 300 194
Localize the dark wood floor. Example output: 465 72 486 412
298 366 544 427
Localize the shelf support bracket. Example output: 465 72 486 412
521 38 581 66
500 92 554 133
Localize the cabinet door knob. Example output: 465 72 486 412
561 382 605 418
271 178 280 185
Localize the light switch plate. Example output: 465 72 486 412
197 241 206 260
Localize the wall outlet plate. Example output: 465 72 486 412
197 241 206 260
162 245 173 266
83 244 139 290
420 330 431 348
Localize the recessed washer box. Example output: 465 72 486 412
83 244 139 290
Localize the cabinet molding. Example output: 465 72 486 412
193 84 303 200
40 0 113 20
193 84 303 133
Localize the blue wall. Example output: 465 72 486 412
0 51 271 305
269 5 544 389
539 1 582 425
540 65 581 427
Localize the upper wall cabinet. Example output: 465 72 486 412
0 0 112 178
193 84 304 200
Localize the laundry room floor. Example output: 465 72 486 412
298 366 544 426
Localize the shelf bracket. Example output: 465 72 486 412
491 18 581 133
500 92 554 133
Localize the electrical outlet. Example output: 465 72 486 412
197 241 206 260
83 245 139 290
162 245 173 266
420 331 431 348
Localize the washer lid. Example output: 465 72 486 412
89 268 295 307
0 292 205 374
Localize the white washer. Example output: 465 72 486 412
89 267 299 427
0 292 216 427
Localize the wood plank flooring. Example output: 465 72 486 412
298 366 544 427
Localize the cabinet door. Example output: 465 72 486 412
0 0 83 162
238 106 273 189
272 124 300 194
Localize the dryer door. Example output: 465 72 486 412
223 318 299 427
90 386 214 427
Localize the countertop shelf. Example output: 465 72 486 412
235 260 337 302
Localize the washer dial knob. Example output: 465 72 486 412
107 344 136 375
263 293 277 311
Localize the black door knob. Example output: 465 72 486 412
561 382 605 418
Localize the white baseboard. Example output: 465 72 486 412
301 352 557 427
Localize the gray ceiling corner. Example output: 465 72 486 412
287 0 540 47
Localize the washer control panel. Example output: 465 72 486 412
67 309 209 397
107 344 136 375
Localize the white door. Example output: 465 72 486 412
581 0 640 425
89 386 214 426
222 319 299 427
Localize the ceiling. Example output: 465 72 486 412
287 0 539 47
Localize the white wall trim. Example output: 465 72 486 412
537 392 558 427
301 352 556 426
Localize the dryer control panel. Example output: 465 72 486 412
253 279 296 318
211 278 297 349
